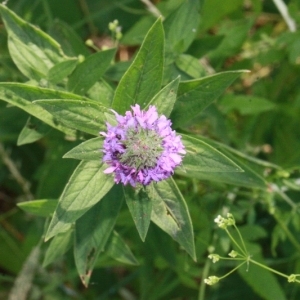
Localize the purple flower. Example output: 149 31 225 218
100 104 186 187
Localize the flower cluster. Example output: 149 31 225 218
204 276 219 286
214 213 235 229
100 104 186 186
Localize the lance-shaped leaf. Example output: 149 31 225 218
34 100 112 135
146 77 180 118
48 58 78 84
74 185 123 287
0 4 65 80
106 231 139 266
124 185 152 241
170 70 249 128
0 83 85 135
181 134 242 173
150 178 195 260
68 48 116 95
17 199 58 217
175 54 206 79
17 117 52 145
49 20 90 57
45 160 114 241
64 137 103 161
112 18 164 114
43 229 73 267
164 0 200 54
178 135 267 188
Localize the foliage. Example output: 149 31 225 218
0 0 300 299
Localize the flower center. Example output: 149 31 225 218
119 127 163 170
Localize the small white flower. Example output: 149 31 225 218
204 276 219 285
288 274 296 282
208 254 220 263
228 250 238 258
214 215 223 224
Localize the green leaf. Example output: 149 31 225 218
215 149 268 188
67 49 116 95
74 185 123 287
0 226 25 273
45 160 114 241
112 18 164 114
106 231 139 266
180 134 242 173
0 4 65 80
164 0 200 53
17 199 58 217
188 35 224 58
170 70 249 128
17 116 52 145
121 15 155 46
200 0 244 31
175 54 206 79
43 229 73 267
220 94 276 115
87 80 114 107
34 99 111 135
124 185 152 241
47 58 78 84
178 134 266 188
150 178 195 260
147 225 177 266
146 77 180 118
0 83 85 135
35 142 79 199
63 137 103 161
49 20 90 57
208 19 253 67
189 135 268 188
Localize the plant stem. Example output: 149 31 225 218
249 259 300 283
272 0 296 32
220 260 247 279
225 228 247 256
198 256 211 300
233 223 248 255
140 0 164 19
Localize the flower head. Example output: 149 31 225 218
228 250 238 258
208 254 220 263
100 104 186 186
214 213 235 229
204 276 219 285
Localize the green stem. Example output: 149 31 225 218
217 256 246 261
225 228 247 256
198 256 211 300
233 223 248 255
249 259 300 283
219 260 247 280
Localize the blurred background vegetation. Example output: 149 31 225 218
1 0 300 299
